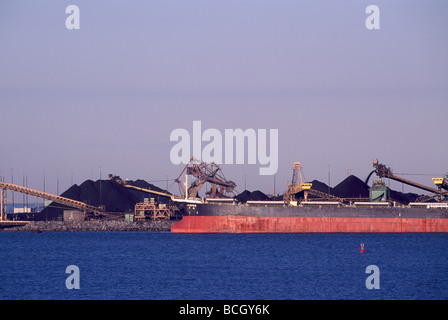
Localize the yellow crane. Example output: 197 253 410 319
432 177 448 202
284 162 312 203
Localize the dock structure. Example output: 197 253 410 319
0 221 30 229
134 199 175 220
0 188 6 221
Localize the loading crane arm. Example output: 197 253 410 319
372 159 446 202
174 157 237 199
109 174 183 200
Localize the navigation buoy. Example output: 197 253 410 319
360 243 365 253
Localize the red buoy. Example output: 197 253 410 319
360 243 365 253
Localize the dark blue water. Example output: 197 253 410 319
0 232 447 300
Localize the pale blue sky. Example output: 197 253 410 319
1 0 447 198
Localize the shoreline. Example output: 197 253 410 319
0 220 176 232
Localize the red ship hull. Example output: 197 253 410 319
171 216 448 233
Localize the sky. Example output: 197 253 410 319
1 0 447 200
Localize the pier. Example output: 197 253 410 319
0 221 30 229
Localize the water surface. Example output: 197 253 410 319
0 232 446 300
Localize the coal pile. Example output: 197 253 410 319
37 173 425 221
234 190 269 203
235 175 423 204
303 175 421 204
309 180 331 193
330 175 421 204
331 175 370 198
388 190 420 204
38 179 171 221
234 190 251 203
250 190 270 201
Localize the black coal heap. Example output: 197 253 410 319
38 174 423 220
38 179 171 221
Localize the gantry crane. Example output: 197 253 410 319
175 157 237 199
283 162 313 202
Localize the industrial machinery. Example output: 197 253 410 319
284 162 313 202
134 198 176 221
370 159 448 202
175 157 237 199
417 175 448 203
0 181 108 221
109 174 182 200
283 162 345 204
369 178 388 202
432 176 448 193
109 174 182 220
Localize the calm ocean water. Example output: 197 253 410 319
0 232 447 300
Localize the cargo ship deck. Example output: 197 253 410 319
171 202 448 233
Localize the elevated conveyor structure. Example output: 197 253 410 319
372 160 447 202
109 174 183 200
0 181 105 220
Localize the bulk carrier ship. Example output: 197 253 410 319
171 160 448 233
171 200 448 233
